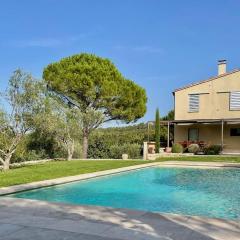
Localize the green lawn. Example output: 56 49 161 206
0 160 148 188
0 156 240 188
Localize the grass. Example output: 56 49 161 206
0 160 148 188
0 156 240 188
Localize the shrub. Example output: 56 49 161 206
188 144 200 154
109 144 141 159
12 149 48 163
171 143 183 153
72 141 82 159
204 145 222 155
88 133 111 159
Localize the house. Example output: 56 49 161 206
173 60 240 153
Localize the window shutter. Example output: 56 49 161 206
189 94 199 112
230 91 240 110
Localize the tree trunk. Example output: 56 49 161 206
67 140 74 161
2 154 12 171
82 129 89 159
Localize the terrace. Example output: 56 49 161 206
145 118 240 157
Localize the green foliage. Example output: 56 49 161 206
155 108 160 153
43 53 147 123
34 96 83 160
11 134 49 163
88 132 111 159
109 143 141 159
188 144 200 154
72 141 82 159
204 145 222 155
88 125 144 159
43 53 147 158
0 70 44 169
171 143 183 153
162 110 174 120
87 123 169 159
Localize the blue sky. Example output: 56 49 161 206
1 0 240 124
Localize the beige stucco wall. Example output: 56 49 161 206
174 71 240 120
174 123 240 152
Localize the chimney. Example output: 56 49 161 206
218 59 227 75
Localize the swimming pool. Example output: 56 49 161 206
11 167 240 220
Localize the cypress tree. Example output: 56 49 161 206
155 108 160 153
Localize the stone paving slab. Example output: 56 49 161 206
0 224 25 237
0 226 119 240
0 197 239 240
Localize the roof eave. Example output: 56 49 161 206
173 69 240 93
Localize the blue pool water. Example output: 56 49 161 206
11 167 240 220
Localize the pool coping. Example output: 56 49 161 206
0 161 240 195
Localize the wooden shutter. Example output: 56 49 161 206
189 94 199 112
230 91 240 110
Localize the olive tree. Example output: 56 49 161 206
0 70 44 170
43 53 147 158
35 97 82 160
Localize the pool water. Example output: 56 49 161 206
11 167 240 220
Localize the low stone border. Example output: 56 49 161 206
147 153 194 160
0 159 55 170
0 162 160 195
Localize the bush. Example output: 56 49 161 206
12 149 48 163
204 145 222 155
188 144 200 154
171 143 183 153
72 141 82 159
109 144 141 159
88 133 111 159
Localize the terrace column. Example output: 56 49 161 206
167 121 170 148
221 120 224 150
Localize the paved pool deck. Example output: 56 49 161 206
0 197 239 240
0 161 239 240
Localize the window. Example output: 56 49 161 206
230 91 240 110
230 128 240 136
188 128 199 141
189 94 199 112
